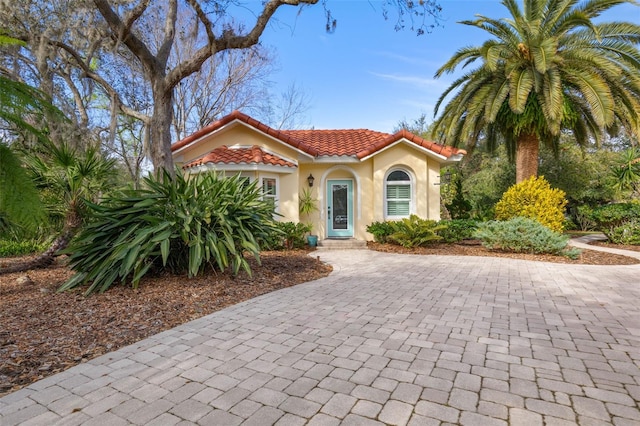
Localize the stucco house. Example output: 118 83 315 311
171 110 466 243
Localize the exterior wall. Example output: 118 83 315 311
175 126 445 241
175 123 303 223
372 144 441 223
299 162 374 241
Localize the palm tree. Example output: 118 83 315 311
432 0 640 183
613 146 640 195
0 141 117 274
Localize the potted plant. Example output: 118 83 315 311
299 187 319 246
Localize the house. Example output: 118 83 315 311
171 110 466 242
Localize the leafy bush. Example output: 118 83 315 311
572 205 597 231
59 171 278 295
387 215 445 248
436 219 478 243
262 221 312 250
495 176 567 232
366 221 396 243
445 178 472 219
588 202 640 245
608 223 640 245
474 217 580 258
0 239 46 257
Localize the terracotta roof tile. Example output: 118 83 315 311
278 129 392 157
183 145 296 169
172 110 466 161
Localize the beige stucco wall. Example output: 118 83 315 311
175 125 446 241
372 144 442 222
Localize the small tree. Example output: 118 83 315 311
445 176 472 219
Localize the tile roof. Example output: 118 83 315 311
172 110 466 161
183 145 296 169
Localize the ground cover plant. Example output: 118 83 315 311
474 217 580 258
60 171 278 295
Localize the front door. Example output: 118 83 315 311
327 180 353 237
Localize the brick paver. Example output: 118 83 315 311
1 241 639 425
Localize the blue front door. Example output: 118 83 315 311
327 180 353 238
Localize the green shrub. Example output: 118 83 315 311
495 176 567 232
436 219 478 243
474 217 580 259
445 178 472 219
0 239 46 257
608 223 640 245
590 202 640 241
59 171 278 295
262 221 312 250
572 205 597 231
387 215 445 248
366 220 396 243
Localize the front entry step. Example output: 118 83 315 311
316 238 367 250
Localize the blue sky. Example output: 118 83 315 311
254 0 639 133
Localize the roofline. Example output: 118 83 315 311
171 110 319 158
184 163 296 174
356 129 466 161
172 111 466 162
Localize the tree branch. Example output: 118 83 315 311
166 0 318 89
51 40 150 124
122 0 151 33
92 0 161 77
157 0 178 66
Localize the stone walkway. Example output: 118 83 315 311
1 241 639 425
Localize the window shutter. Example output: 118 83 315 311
387 201 410 216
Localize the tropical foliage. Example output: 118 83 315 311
387 215 445 248
495 176 567 232
432 0 640 183
612 147 640 195
59 171 278 295
0 35 65 239
0 144 46 236
262 221 312 250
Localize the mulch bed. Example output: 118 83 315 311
367 240 639 265
0 250 331 397
591 241 640 253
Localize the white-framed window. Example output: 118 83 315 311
261 175 278 212
385 169 412 219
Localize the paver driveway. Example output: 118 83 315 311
1 250 639 425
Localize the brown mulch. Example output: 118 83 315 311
1 241 638 398
0 251 331 397
591 241 640 253
367 240 640 265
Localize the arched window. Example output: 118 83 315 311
385 169 412 219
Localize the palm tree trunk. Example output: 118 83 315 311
0 229 74 275
0 212 81 275
516 133 540 183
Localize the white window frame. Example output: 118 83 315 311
384 168 414 220
260 174 279 213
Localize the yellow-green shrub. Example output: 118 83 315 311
495 176 567 232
